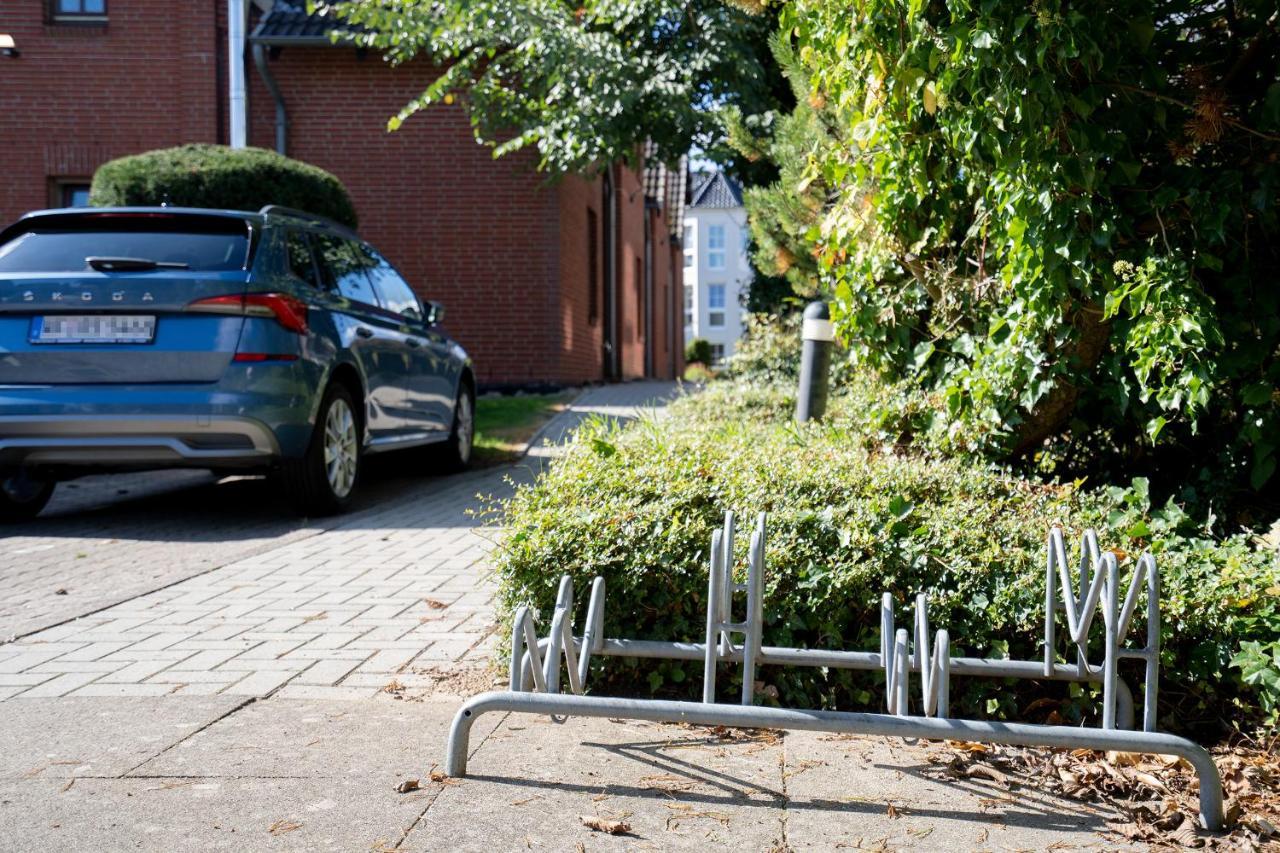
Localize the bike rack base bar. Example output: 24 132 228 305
445 690 1224 832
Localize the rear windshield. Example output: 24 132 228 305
0 228 250 273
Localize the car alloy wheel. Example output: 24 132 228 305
3 469 49 504
0 468 56 522
322 396 359 499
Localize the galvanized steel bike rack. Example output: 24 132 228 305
446 511 1224 830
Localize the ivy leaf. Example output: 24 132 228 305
1251 455 1276 490
1241 384 1272 406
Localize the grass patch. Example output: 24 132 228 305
473 391 577 465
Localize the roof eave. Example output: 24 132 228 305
247 33 353 46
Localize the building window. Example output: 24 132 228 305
710 343 726 364
682 225 692 248
707 225 726 270
52 181 91 207
587 209 599 325
683 252 693 268
51 0 107 20
740 225 751 258
708 283 726 309
683 285 693 331
708 284 726 329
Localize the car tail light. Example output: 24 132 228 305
232 353 299 363
187 293 309 333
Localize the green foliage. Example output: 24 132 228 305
317 0 785 175
748 0 1280 502
685 338 713 366
682 363 717 383
491 380 1280 736
90 144 358 228
728 35 831 296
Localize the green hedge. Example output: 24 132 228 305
90 144 358 228
491 381 1280 738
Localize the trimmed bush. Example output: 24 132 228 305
684 338 713 367
90 144 358 228
491 380 1280 738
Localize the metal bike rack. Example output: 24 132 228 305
446 511 1224 831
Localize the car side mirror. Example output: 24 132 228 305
425 301 445 326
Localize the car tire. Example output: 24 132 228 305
0 470 55 523
281 383 362 516
435 383 474 473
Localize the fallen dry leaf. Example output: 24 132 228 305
424 598 449 610
964 763 1011 786
580 815 631 835
395 779 420 794
268 819 302 836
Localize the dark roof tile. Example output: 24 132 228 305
250 3 359 45
688 171 742 209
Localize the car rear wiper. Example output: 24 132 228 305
86 256 190 272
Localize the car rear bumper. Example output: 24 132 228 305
0 415 280 467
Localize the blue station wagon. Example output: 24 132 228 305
0 205 475 519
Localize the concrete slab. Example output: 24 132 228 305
0 696 246 780
0 774 429 852
781 732 1128 851
132 697 502 781
410 716 786 851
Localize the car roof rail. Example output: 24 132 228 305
257 205 357 237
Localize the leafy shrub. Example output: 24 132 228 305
744 1 1280 505
491 381 1280 737
682 363 716 383
90 144 358 228
684 338 713 366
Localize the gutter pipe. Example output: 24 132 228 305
228 0 247 147
252 42 288 154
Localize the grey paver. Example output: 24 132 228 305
0 775 428 852
0 696 245 779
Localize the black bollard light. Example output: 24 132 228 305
795 300 833 423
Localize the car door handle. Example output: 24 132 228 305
355 326 374 339
406 337 422 348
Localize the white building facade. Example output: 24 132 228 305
682 172 752 365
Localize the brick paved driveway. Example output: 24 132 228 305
0 382 679 702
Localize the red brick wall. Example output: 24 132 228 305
247 48 567 387
0 9 680 388
612 164 647 380
556 175 605 383
0 2 223 224
648 208 682 381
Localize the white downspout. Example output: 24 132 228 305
228 0 247 148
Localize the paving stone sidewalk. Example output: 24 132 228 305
0 381 682 702
0 696 1130 851
0 381 1141 849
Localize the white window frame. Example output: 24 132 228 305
707 225 726 270
707 283 726 310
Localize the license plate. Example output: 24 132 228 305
31 315 156 344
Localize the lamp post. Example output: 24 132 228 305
795 300 833 423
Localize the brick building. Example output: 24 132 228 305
0 1 686 388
